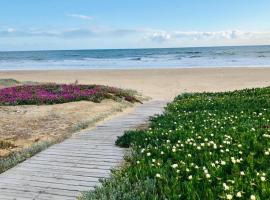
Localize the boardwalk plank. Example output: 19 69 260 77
0 101 166 200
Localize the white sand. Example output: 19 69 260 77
1 67 270 100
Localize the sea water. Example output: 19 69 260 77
1 45 270 70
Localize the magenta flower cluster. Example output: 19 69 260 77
0 84 138 106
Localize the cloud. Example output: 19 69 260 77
0 28 61 37
1 27 270 47
0 27 142 38
146 30 270 43
149 32 171 42
67 14 93 20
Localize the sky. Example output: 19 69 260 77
1 0 270 51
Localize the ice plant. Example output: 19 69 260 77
83 87 270 200
0 84 140 105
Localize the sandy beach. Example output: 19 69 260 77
1 67 270 157
1 67 270 100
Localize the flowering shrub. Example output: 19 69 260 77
82 87 270 200
0 84 140 105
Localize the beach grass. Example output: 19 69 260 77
0 79 20 87
81 87 270 200
0 100 133 174
0 81 140 174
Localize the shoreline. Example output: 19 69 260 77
1 65 270 71
1 67 270 100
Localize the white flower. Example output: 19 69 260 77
261 176 266 181
206 174 211 179
161 151 164 155
188 154 192 157
171 164 178 169
188 175 192 180
240 171 245 176
156 173 161 178
236 192 242 197
265 151 270 155
250 195 256 200
147 152 151 156
221 161 226 165
263 134 270 138
136 161 140 164
223 183 229 190
226 194 233 200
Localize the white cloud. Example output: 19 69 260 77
1 27 270 40
148 32 171 42
145 30 270 44
67 14 93 20
1 27 270 49
0 27 143 38
7 28 15 33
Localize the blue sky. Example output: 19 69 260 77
1 0 270 50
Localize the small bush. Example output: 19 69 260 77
0 140 15 149
0 79 20 87
116 130 145 148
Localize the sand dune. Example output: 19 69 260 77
1 67 270 100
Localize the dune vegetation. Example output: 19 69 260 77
82 87 270 200
0 80 140 174
0 83 140 106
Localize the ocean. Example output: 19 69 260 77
1 45 270 70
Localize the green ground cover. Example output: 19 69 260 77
0 83 140 106
82 87 270 200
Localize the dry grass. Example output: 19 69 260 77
0 79 136 160
0 99 133 158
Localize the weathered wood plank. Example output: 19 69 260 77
0 101 166 199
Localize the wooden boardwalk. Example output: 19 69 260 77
0 101 166 200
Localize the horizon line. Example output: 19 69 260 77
1 44 270 53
